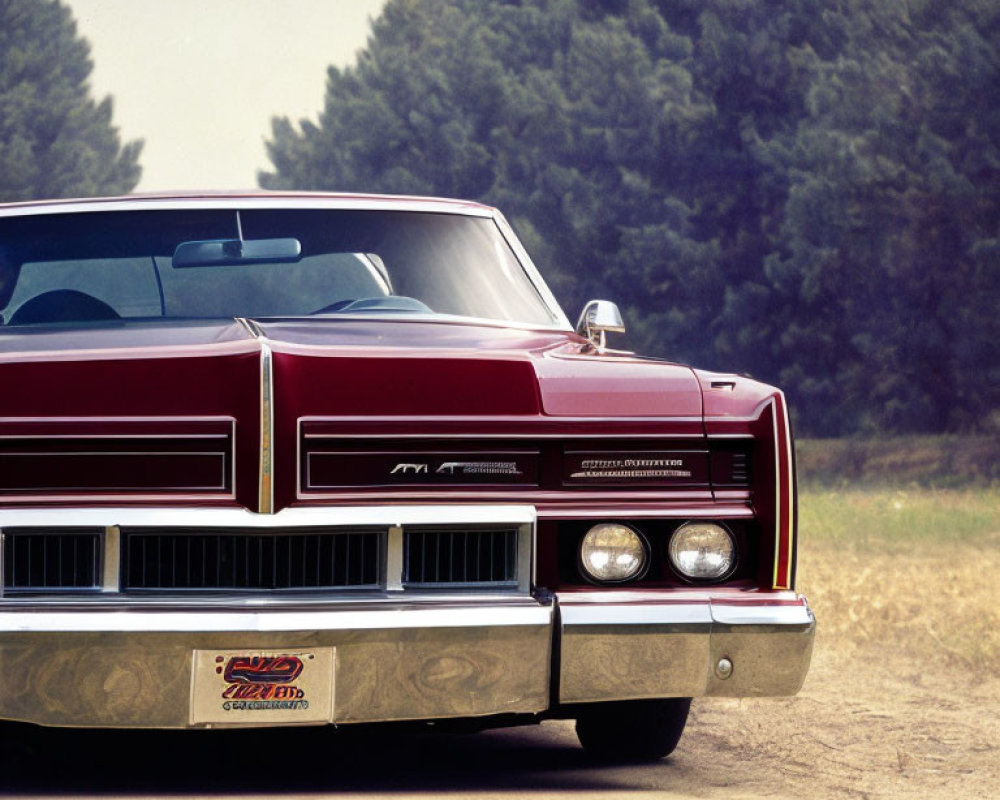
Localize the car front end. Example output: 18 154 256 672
0 193 813 758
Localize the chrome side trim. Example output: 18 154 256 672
258 341 274 513
559 599 812 628
0 433 229 439
772 397 781 587
0 415 235 425
234 317 274 514
300 415 705 430
553 588 806 605
0 493 235 505
769 393 796 590
0 504 537 529
266 315 572 340
778 390 796 589
0 340 261 365
0 601 551 633
535 505 752 520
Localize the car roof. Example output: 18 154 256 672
0 191 496 219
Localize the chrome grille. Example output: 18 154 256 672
121 528 380 591
2 528 102 591
404 527 519 587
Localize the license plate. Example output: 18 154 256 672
190 648 335 725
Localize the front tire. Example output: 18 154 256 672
575 698 691 762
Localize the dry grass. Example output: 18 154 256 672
798 488 1000 672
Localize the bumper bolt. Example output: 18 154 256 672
716 657 734 679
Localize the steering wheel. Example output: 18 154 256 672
310 299 357 314
8 290 121 326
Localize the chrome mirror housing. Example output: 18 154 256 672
576 299 625 351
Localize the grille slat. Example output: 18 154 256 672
404 528 518 587
3 529 101 591
122 528 380 592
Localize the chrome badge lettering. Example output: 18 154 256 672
580 458 685 469
390 463 428 475
436 461 522 476
571 457 692 480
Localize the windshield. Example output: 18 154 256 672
0 208 559 327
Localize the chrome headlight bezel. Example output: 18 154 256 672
578 522 650 585
667 521 738 583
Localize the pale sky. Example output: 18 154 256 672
67 0 388 192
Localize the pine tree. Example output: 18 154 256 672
0 0 142 201
261 0 1000 435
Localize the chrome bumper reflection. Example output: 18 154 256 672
0 590 815 729
0 600 552 728
558 591 815 703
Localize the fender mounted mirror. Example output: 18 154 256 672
576 299 625 351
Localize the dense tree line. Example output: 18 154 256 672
0 0 141 202
261 0 999 435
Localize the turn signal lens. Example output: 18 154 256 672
579 523 647 583
668 522 736 581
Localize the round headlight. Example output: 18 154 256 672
668 522 736 581
579 523 647 583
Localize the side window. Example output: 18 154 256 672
2 258 162 323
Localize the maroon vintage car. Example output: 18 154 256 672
0 193 813 760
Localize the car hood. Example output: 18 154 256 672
0 317 707 511
0 316 705 420
253 318 703 418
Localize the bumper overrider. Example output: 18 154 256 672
0 506 814 729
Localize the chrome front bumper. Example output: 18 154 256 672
0 600 554 728
558 591 815 703
0 591 814 728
